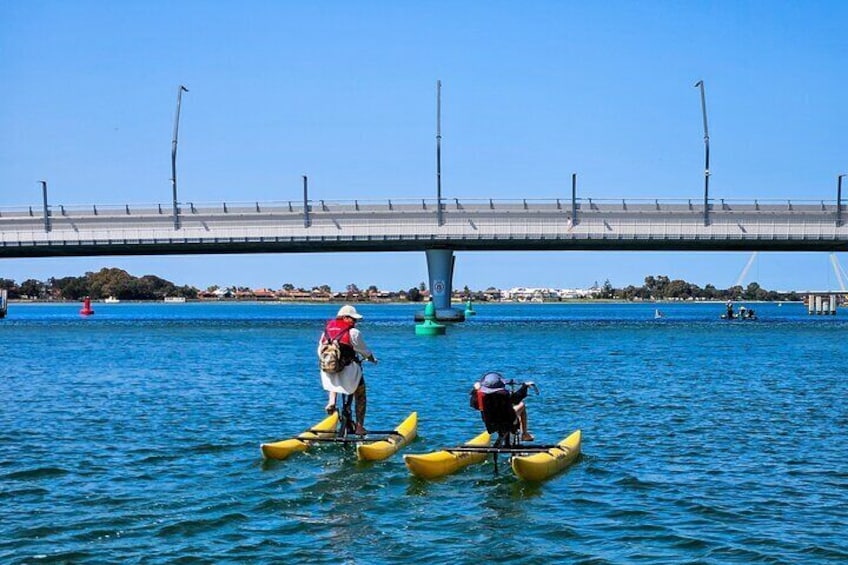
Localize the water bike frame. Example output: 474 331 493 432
305 392 401 444
453 379 550 473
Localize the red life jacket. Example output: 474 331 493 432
324 318 354 345
323 318 356 365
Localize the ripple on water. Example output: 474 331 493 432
155 512 251 538
0 486 50 499
2 466 70 480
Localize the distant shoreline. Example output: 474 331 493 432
7 298 804 305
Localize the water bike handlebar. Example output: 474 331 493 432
503 379 540 395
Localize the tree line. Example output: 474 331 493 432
0 269 802 302
0 269 430 302
596 275 801 302
0 268 197 301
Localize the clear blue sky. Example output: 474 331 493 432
2 1 847 292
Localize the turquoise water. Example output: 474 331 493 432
1 301 846 563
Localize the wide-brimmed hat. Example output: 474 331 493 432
479 371 506 393
336 304 363 320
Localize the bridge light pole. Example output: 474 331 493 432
40 180 50 233
303 175 311 228
436 79 443 226
694 80 710 226
171 85 189 230
571 173 578 226
839 174 846 227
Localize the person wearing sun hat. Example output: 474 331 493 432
317 304 377 435
470 371 535 441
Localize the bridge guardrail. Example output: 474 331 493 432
1 197 844 219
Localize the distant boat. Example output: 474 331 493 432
104 296 120 303
164 296 186 303
654 309 664 319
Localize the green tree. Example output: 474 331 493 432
599 279 614 299
744 282 768 301
52 276 89 300
19 279 45 299
728 285 744 299
665 279 691 299
0 278 20 298
88 267 134 299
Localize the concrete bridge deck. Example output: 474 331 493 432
1 197 846 258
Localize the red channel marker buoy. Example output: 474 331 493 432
80 296 94 316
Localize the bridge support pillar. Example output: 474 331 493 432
417 249 465 322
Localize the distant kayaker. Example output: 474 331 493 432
318 305 377 435
469 371 535 442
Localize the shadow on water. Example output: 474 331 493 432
405 476 433 497
510 478 545 499
476 474 532 526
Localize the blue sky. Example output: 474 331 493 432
2 1 847 292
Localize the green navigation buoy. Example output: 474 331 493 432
464 299 476 317
415 301 446 336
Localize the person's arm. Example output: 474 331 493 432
316 332 326 356
349 328 376 362
511 383 530 403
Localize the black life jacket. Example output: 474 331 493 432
477 389 519 436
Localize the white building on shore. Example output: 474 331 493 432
501 286 600 302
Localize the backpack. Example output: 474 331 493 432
318 327 351 373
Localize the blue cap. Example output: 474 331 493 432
479 372 505 393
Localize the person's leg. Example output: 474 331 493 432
354 379 367 434
325 390 336 413
514 402 534 441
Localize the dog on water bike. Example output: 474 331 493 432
469 372 535 442
318 305 377 435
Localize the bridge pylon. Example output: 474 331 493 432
416 249 465 322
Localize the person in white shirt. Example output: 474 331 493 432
317 305 377 435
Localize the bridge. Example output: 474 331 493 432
2 196 846 319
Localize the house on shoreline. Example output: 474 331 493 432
190 284 607 303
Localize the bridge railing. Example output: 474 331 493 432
0 197 844 220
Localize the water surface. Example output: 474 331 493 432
1 301 846 563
